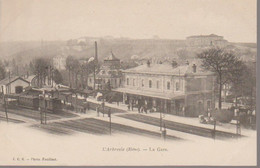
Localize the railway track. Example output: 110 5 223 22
31 124 74 135
0 106 78 122
119 114 240 139
33 117 180 140
0 115 25 123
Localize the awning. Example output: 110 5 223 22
113 88 185 100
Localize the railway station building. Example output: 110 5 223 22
114 61 216 117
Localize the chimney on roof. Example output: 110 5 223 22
192 64 197 73
171 60 178 68
147 60 151 67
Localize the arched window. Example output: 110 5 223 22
149 80 152 88
126 78 129 85
156 80 160 89
176 82 180 91
167 81 171 90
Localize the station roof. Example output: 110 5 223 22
122 62 213 76
114 87 185 100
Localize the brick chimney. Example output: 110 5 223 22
192 64 196 73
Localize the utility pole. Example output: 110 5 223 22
212 119 216 140
4 94 8 122
160 110 162 131
162 123 166 141
44 93 47 124
102 98 105 117
236 115 241 137
108 108 111 135
93 41 98 91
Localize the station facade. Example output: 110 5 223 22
114 62 216 117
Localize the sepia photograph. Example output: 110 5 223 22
0 0 257 166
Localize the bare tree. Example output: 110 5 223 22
197 48 242 109
31 58 51 87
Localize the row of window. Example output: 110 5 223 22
126 78 180 91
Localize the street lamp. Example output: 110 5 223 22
108 108 111 135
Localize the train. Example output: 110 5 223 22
5 94 62 113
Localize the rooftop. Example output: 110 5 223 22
0 76 30 86
104 51 120 61
122 62 213 76
187 34 223 39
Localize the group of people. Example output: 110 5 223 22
127 98 157 114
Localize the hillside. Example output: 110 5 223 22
0 37 256 65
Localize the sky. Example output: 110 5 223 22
0 0 257 42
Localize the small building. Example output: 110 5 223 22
88 51 122 90
114 61 216 117
186 34 228 48
53 54 67 70
0 76 30 94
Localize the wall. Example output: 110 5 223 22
8 79 30 94
123 73 185 95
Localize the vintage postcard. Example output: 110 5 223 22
0 0 257 166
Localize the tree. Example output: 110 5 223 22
0 61 6 80
53 69 63 84
229 62 256 109
197 48 241 109
65 56 80 88
31 58 51 87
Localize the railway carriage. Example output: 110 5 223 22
39 97 62 113
18 95 39 110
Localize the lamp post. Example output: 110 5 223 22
108 108 111 135
212 118 216 140
102 98 105 117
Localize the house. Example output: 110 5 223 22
53 54 67 70
114 61 216 117
88 51 122 90
186 34 228 47
0 76 30 94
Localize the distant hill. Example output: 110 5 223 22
0 37 256 65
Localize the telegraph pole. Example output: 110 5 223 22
160 110 162 131
102 98 105 117
93 41 98 91
4 94 8 122
108 108 111 135
212 119 216 140
44 93 47 124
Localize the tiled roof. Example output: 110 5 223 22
0 76 30 86
104 51 120 61
122 62 213 76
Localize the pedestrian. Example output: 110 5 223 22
140 106 144 113
96 106 99 117
87 102 90 110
